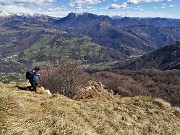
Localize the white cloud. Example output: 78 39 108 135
15 0 54 4
127 0 172 4
1 4 68 17
169 4 175 7
134 5 144 11
161 4 174 8
1 5 37 14
108 2 127 9
121 2 128 9
109 4 121 9
117 10 178 19
45 7 69 17
48 7 66 12
70 0 102 9
0 0 54 5
161 6 166 8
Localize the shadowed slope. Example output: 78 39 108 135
118 41 180 70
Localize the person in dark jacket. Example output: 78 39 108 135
27 67 40 92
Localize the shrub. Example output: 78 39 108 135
40 61 83 98
92 72 149 97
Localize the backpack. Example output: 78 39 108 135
26 70 32 80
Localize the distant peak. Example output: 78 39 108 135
0 10 12 17
67 12 97 17
122 17 131 20
67 12 78 17
0 10 52 18
66 12 111 19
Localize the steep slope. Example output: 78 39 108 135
54 13 180 57
0 82 180 135
78 24 155 55
126 25 180 47
92 69 180 107
118 41 180 70
53 12 112 28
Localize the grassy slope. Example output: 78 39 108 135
0 82 180 135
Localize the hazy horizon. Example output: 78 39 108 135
0 0 179 19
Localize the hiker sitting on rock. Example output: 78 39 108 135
26 67 40 92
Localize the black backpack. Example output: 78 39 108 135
26 70 32 80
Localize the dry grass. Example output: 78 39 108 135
0 82 180 135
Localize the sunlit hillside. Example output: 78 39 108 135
0 82 180 135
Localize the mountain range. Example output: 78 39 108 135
0 13 129 75
0 12 180 82
1 11 180 135
54 12 180 57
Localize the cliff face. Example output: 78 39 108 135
0 82 180 135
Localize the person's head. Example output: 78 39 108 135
33 67 40 73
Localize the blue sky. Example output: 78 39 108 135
0 0 179 18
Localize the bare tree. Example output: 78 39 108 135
40 61 82 98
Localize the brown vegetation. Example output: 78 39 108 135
92 71 149 97
92 69 180 107
38 62 180 107
117 69 180 106
1 82 180 135
40 62 83 98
